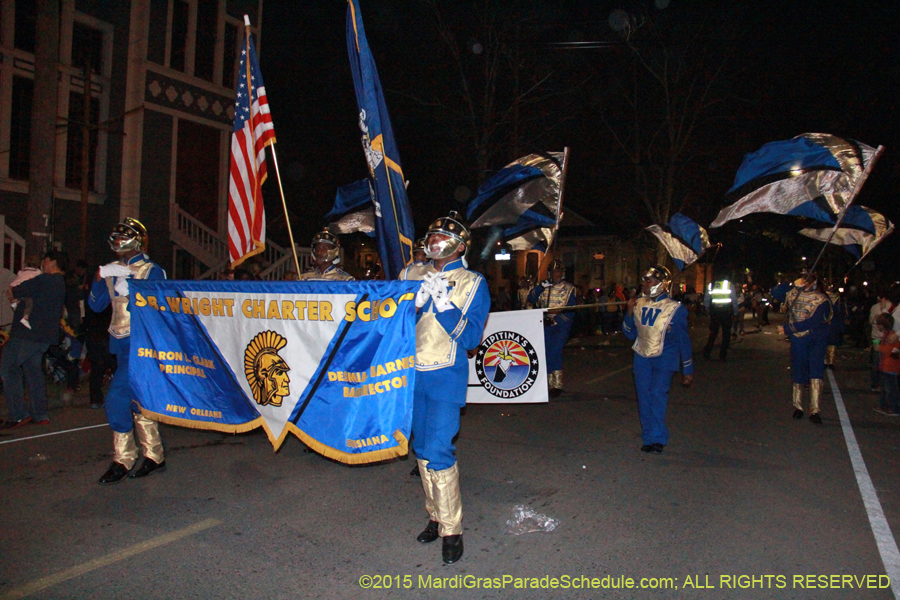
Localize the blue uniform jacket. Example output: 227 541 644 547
415 258 491 405
622 294 694 375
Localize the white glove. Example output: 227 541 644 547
99 263 133 279
114 277 129 297
415 281 432 308
541 279 552 288
430 276 453 313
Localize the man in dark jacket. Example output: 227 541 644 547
1 250 67 428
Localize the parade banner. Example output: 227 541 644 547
467 309 547 404
128 279 420 463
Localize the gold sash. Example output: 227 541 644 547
107 259 157 339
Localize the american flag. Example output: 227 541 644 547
227 29 275 266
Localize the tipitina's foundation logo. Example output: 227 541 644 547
474 331 539 399
244 331 291 407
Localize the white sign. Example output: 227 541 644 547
467 309 547 404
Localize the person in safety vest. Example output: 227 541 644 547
703 276 738 361
623 265 694 454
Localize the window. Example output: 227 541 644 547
170 0 190 72
65 92 100 190
223 21 239 88
71 22 104 75
147 0 168 64
14 0 36 53
176 120 221 231
194 0 218 82
9 76 34 181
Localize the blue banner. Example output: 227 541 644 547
128 279 420 464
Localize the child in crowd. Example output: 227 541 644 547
7 257 42 329
875 313 900 416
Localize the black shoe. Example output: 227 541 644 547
417 520 440 544
651 443 664 454
99 462 130 485
548 388 562 398
809 413 822 425
129 458 167 478
792 409 803 420
410 464 420 477
90 402 104 409
641 444 654 453
442 534 463 564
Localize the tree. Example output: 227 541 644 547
597 3 752 260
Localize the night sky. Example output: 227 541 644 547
257 0 899 282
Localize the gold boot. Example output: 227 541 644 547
825 345 836 369
133 413 165 463
431 463 462 537
549 370 563 397
416 459 440 543
792 383 804 419
112 430 139 470
431 463 464 564
809 379 823 423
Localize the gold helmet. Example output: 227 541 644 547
414 237 427 253
311 230 340 265
642 264 672 297
550 259 565 272
424 210 470 260
108 217 148 253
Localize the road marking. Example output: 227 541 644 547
0 518 221 600
0 423 108 446
828 370 900 600
584 365 631 385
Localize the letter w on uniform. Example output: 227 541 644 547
640 307 662 326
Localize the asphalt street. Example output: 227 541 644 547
1 311 898 600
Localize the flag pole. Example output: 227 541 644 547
269 145 302 277
806 145 884 277
538 147 570 278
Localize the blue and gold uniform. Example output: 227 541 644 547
623 266 693 451
784 278 832 422
298 264 354 281
89 218 168 484
527 261 577 395
400 210 490 565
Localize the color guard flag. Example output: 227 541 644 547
128 279 421 463
347 0 415 279
467 152 565 229
711 134 877 228
646 213 711 271
799 206 894 262
227 21 275 266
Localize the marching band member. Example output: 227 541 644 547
90 218 167 484
781 273 832 424
298 230 354 281
527 260 577 397
623 265 694 454
400 211 490 565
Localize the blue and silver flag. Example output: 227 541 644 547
646 213 711 271
325 179 376 236
799 206 894 262
467 152 565 228
711 134 877 228
347 0 415 279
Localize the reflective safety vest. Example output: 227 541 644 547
708 280 733 307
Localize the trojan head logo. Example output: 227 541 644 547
474 331 539 399
244 331 291 407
